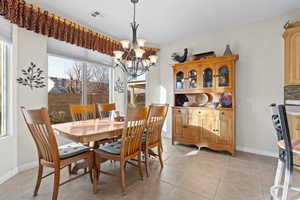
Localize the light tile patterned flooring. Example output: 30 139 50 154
1 139 299 200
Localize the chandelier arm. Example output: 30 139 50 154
119 62 128 73
123 49 130 61
133 58 138 74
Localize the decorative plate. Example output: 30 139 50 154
220 92 232 107
196 93 209 106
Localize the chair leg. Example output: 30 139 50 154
158 144 164 169
92 168 98 194
120 161 126 194
68 164 72 176
271 160 284 199
160 144 164 152
33 163 43 196
52 168 60 200
138 152 144 180
93 156 100 194
88 158 93 184
144 148 149 177
282 167 292 200
160 139 164 152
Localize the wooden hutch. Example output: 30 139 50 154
283 21 300 166
172 54 239 155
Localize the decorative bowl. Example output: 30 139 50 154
114 116 125 122
220 92 232 108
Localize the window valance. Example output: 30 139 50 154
0 0 158 57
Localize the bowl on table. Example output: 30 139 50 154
114 116 125 122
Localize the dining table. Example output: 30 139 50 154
52 119 125 173
52 119 125 144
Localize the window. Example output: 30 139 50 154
48 55 110 123
0 41 8 136
128 74 146 108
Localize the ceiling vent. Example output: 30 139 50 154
90 11 103 18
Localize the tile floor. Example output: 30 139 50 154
0 139 298 200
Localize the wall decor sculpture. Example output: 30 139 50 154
17 62 46 90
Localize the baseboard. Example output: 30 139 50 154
0 161 38 185
236 146 277 158
0 167 18 185
163 135 277 158
17 161 38 173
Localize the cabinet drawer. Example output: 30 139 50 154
173 108 187 114
201 110 220 119
220 110 233 120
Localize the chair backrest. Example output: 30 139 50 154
121 107 149 158
70 104 96 121
97 103 116 119
270 104 293 171
146 104 169 146
21 107 60 164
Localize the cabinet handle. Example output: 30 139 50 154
198 111 201 114
221 111 225 115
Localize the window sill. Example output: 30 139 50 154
0 135 11 141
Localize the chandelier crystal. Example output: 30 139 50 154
113 0 158 79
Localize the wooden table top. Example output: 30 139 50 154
52 119 125 143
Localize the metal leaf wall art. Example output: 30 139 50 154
114 77 125 94
17 62 46 90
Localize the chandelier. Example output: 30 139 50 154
113 0 158 79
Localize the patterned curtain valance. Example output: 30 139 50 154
0 0 159 57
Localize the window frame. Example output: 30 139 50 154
0 41 8 137
47 54 113 121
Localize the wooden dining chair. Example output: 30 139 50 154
70 104 97 121
69 104 97 172
21 107 94 200
92 107 149 194
97 103 116 119
142 104 169 177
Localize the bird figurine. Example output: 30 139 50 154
171 48 188 63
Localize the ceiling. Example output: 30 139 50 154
27 0 300 46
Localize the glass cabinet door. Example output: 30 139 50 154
203 68 213 88
188 69 197 88
218 66 229 87
175 71 184 89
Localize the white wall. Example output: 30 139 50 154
146 53 161 106
47 38 112 67
155 10 300 156
13 26 48 167
0 26 48 183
